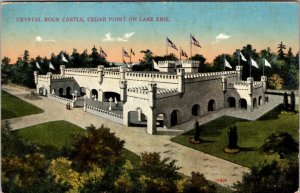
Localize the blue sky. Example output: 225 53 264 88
1 2 299 62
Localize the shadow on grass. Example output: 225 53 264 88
239 147 256 152
183 116 246 138
258 104 282 120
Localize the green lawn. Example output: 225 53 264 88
171 105 298 168
15 120 140 165
1 90 43 119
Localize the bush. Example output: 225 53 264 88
260 131 298 156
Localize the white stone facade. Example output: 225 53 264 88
34 61 267 134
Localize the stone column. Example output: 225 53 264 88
236 65 243 82
97 65 104 84
148 82 157 108
60 65 65 76
147 111 157 135
177 68 185 93
83 96 87 112
98 90 104 102
120 80 127 102
247 77 254 112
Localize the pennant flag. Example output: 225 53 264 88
49 62 55 70
100 47 107 57
181 49 188 58
61 53 68 63
251 58 259 68
152 59 160 70
264 59 272 68
122 48 130 57
36 62 41 69
191 35 201 48
166 37 178 51
224 58 232 69
130 48 135 56
240 52 247 61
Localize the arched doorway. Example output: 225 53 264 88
253 98 257 108
58 88 63 96
104 92 120 102
128 111 147 127
239 98 247 110
228 97 236 108
192 104 201 116
66 87 71 97
258 96 262 106
90 89 98 100
208 100 216 111
171 110 179 126
156 113 166 128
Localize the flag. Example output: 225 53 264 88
240 52 247 61
264 59 272 68
251 58 259 68
61 53 68 63
100 47 107 57
130 48 135 56
122 48 130 57
181 49 188 58
224 59 232 69
166 37 178 51
49 62 55 70
36 62 41 69
191 35 201 48
152 59 160 70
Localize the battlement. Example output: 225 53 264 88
158 61 176 72
184 71 236 79
228 80 263 90
51 75 73 80
64 68 98 76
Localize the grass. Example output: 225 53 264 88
1 90 43 119
171 105 298 168
15 120 140 165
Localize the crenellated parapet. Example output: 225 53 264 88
158 61 176 72
181 60 200 73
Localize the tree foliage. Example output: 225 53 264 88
233 161 298 193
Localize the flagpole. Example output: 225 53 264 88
100 47 102 58
190 33 192 58
130 49 132 64
263 58 265 76
122 47 124 64
250 58 252 78
166 36 168 56
223 54 225 72
180 47 182 61
238 50 240 66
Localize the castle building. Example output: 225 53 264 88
34 60 267 134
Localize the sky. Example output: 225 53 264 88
1 2 299 63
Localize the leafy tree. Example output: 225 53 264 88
260 131 298 156
189 54 211 72
132 49 154 71
1 57 12 83
212 54 233 71
181 172 216 193
233 161 298 193
71 124 125 170
277 41 286 60
269 74 283 89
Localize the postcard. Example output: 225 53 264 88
1 2 299 193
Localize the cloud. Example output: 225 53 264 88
212 33 231 44
102 33 114 41
35 36 56 43
102 32 135 42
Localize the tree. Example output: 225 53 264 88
181 172 216 193
212 54 232 71
194 121 201 142
132 49 153 71
1 57 12 83
189 54 211 72
290 91 295 112
227 125 238 149
233 161 298 193
71 124 125 170
260 131 298 157
283 92 289 111
277 41 286 60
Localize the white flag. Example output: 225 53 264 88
61 53 68 63
36 62 41 69
49 62 55 70
240 52 247 62
152 59 159 70
264 59 272 68
251 58 259 68
224 59 232 69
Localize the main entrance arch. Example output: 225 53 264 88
239 98 247 110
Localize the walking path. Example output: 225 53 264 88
3 84 287 189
